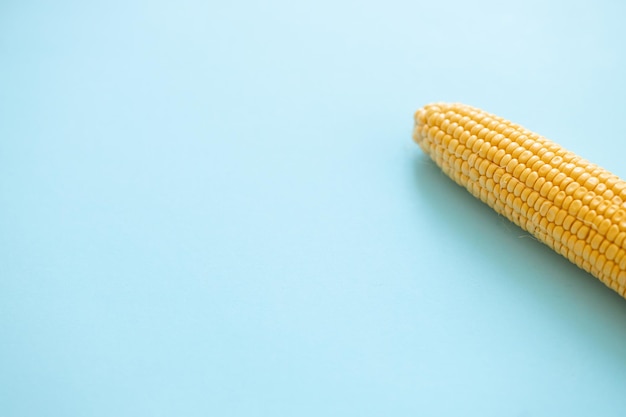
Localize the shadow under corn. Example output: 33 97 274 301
411 152 626 356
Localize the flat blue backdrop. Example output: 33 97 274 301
3 0 626 415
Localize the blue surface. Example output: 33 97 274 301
3 1 626 415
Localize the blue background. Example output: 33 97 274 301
3 1 626 415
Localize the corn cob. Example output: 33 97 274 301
413 103 626 298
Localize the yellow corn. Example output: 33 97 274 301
413 102 626 298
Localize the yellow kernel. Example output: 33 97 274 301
614 182 626 193
509 130 522 141
565 182 579 195
583 176 600 190
571 220 582 235
519 167 532 183
527 190 540 207
594 183 608 195
506 192 515 207
563 215 575 229
526 171 539 188
502 127 515 137
469 124 482 136
571 166 585 179
547 185 560 201
599 239 610 254
606 244 619 261
529 142 542 154
520 137 533 148
520 202 530 217
493 149 506 165
530 159 544 173
568 199 583 216
466 152 478 166
466 135 477 149
581 192 594 206
572 186 587 201
478 142 491 158
583 236 593 259
459 130 471 143
590 233 604 250
589 249 599 265
583 209 597 226
506 176 518 193
545 168 560 182
518 150 533 164
562 196 573 210
577 172 591 185
513 163 525 178
546 206 559 222
567 233 578 250
511 147 525 159
613 209 626 224
537 164 551 178
478 159 490 175
552 172 567 186
553 226 564 241
500 153 512 167
620 256 626 271
461 160 470 175
500 172 513 187
506 158 518 173
589 195 604 211
498 138 512 149
446 122 459 135
607 224 619 241
561 163 575 176
472 138 485 153
540 181 553 197
574 239 585 257
551 155 563 165
554 209 567 225
505 142 518 155
541 151 555 164
526 155 541 168
560 177 574 191
603 200 618 218
490 133 504 146
554 191 566 207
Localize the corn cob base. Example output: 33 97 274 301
413 103 626 298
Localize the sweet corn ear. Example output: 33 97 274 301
414 102 626 297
